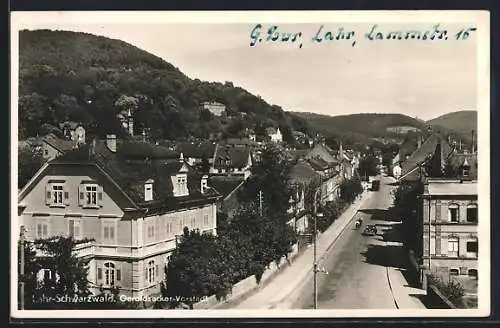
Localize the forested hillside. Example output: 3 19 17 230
18 29 310 142
426 110 477 136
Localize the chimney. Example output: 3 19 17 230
144 179 154 201
201 175 208 194
106 134 117 152
471 130 475 153
88 137 97 159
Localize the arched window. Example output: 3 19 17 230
449 268 459 276
467 204 478 223
468 269 478 278
448 204 459 222
104 262 115 287
147 260 158 284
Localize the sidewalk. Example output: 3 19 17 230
233 190 372 309
387 267 427 309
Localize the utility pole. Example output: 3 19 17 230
19 225 25 310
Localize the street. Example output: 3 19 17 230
291 175 421 309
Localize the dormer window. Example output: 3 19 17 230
173 173 189 197
462 166 470 177
144 179 154 202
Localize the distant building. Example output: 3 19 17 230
210 142 253 179
200 101 226 117
266 127 283 143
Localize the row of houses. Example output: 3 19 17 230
18 126 361 300
393 131 478 284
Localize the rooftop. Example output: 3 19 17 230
425 179 477 196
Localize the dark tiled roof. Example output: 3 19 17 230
288 149 310 160
175 141 216 159
213 144 251 169
288 161 320 185
116 140 179 159
307 157 330 171
42 135 77 153
401 133 452 177
445 152 478 179
226 138 253 146
54 140 220 209
208 176 245 199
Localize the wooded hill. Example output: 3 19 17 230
426 110 477 137
18 29 311 142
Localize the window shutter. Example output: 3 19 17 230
97 267 102 280
435 204 441 222
97 186 103 206
45 184 52 205
78 184 85 206
116 269 121 281
144 267 148 282
64 191 70 205
155 264 159 277
68 220 75 237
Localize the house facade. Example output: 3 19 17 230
210 141 252 179
18 135 220 298
267 127 283 143
200 101 226 117
421 179 478 279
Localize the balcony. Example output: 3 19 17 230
73 241 95 258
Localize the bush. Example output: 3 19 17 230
428 274 465 307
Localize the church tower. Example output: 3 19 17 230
127 108 134 136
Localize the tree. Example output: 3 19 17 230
162 228 231 308
359 153 379 178
18 146 45 189
339 176 363 203
20 236 92 309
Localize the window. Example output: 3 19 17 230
449 268 459 276
102 262 119 287
203 215 209 225
147 224 155 239
52 184 64 204
467 205 478 223
462 166 470 177
190 217 195 227
68 218 82 240
102 222 116 243
448 237 459 257
46 182 68 206
85 185 97 205
166 222 173 235
44 149 49 156
468 269 478 278
448 204 459 222
147 260 156 284
467 241 478 254
42 269 52 282
36 220 49 239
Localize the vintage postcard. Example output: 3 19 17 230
10 10 490 319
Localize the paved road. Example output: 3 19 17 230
291 175 409 309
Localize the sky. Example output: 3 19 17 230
13 12 481 121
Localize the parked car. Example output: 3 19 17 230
362 225 377 236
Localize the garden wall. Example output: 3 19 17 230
192 242 300 309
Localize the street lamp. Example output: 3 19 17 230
312 187 323 310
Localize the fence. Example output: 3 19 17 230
192 243 299 309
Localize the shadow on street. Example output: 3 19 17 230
360 244 407 269
358 208 398 222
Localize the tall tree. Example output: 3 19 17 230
18 146 45 189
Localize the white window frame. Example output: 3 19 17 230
103 262 116 287
35 218 50 239
147 260 156 285
203 215 209 225
448 237 459 257
147 222 155 239
101 220 117 244
52 183 65 205
67 218 82 240
85 184 98 206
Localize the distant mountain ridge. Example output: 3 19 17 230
426 110 477 136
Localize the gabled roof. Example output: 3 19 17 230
47 140 220 210
400 133 452 178
213 144 251 169
208 176 245 200
307 157 331 171
288 161 320 185
304 144 338 164
42 135 77 153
